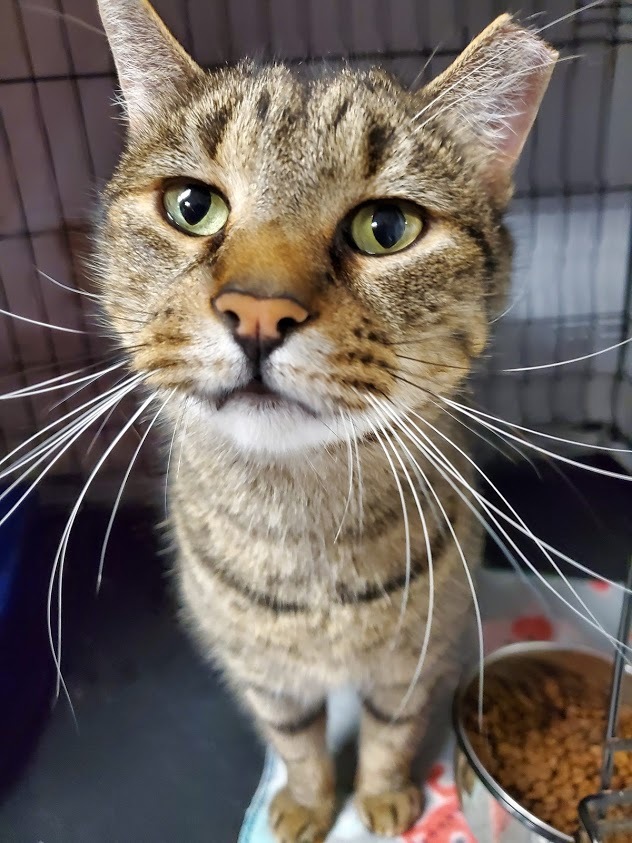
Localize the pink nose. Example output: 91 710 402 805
212 291 311 362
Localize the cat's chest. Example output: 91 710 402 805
171 435 462 593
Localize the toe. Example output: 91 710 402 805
269 787 333 843
356 785 423 836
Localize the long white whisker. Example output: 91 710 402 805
0 306 88 334
472 505 554 615
334 410 355 543
416 55 578 135
43 388 139 724
415 410 632 589
379 421 430 650
0 358 94 382
401 406 550 605
0 380 142 727
534 0 604 35
501 336 632 373
405 404 549 609
417 407 632 590
0 363 117 401
85 377 134 457
98 394 172 593
408 409 622 629
400 451 444 532
365 398 445 720
306 456 328 492
394 415 552 612
0 379 143 523
0 417 90 484
436 441 631 657
440 399 542 473
491 266 533 324
0 374 140 479
164 399 187 518
384 441 433 696
399 408 632 658
412 35 537 123
376 398 485 725
413 1 602 133
367 404 440 724
348 414 364 537
468 472 632 659
369 420 413 637
472 483 631 592
414 404 624 604
443 397 632 477
23 4 107 38
37 269 101 301
397 412 632 656
175 399 192 484
46 365 126 414
445 398 632 456
416 40 443 86
49 392 157 707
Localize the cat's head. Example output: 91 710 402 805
95 0 556 457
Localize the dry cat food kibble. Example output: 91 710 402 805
464 662 632 838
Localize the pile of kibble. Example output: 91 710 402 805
464 661 632 838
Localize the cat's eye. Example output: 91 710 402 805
349 200 424 256
163 181 229 237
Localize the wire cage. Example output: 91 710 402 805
0 0 631 497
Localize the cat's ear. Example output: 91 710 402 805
97 0 203 131
420 14 558 203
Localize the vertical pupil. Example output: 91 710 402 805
371 205 406 249
179 186 211 225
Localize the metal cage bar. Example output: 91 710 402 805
0 0 630 482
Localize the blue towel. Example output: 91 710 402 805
0 484 54 794
0 484 32 619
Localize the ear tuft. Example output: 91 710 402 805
419 15 558 202
97 0 203 132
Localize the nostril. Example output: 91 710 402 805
213 291 311 345
277 316 299 337
222 309 240 331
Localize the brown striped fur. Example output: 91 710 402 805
95 2 557 838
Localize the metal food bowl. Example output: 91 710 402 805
453 643 632 843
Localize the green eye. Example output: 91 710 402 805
163 181 229 237
350 200 424 256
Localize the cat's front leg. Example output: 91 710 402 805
242 685 335 843
354 681 427 837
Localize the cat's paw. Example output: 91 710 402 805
269 787 334 843
355 784 423 837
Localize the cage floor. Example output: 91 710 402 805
0 455 630 843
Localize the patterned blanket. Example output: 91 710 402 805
238 569 623 842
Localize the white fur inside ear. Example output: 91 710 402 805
461 36 555 161
418 16 558 177
97 0 201 128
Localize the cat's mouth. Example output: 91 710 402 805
215 378 317 417
217 378 277 409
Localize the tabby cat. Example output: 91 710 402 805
95 1 556 839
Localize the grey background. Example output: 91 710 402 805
0 0 631 492
0 2 632 842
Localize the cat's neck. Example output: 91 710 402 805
169 407 468 534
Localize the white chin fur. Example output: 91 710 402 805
207 400 342 455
